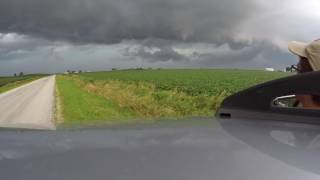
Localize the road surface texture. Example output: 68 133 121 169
0 76 56 130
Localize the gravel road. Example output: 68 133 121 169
0 76 56 129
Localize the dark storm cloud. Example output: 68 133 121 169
0 0 258 45
0 34 50 52
125 46 187 62
122 38 188 62
0 33 54 61
2 0 316 75
191 42 291 68
123 39 293 69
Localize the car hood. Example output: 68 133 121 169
0 118 320 180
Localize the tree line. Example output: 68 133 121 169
13 72 24 77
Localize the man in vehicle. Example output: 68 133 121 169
288 40 320 109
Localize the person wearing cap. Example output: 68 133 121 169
288 40 320 109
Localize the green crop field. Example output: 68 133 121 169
56 69 290 126
80 69 288 95
0 74 47 93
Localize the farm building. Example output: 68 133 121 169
265 68 275 72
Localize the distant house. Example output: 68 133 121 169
265 68 275 72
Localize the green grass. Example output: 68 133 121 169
57 69 290 126
56 76 136 127
0 75 48 93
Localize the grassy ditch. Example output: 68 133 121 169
0 75 47 94
57 75 229 126
56 76 135 126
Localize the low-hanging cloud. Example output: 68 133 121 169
123 39 294 69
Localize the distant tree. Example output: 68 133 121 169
14 73 17 77
79 70 82 73
19 72 24 77
112 68 117 71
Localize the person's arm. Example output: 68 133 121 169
296 94 320 109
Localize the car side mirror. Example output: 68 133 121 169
217 71 320 124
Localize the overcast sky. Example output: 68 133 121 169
0 0 319 75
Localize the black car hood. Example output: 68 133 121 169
0 118 320 180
